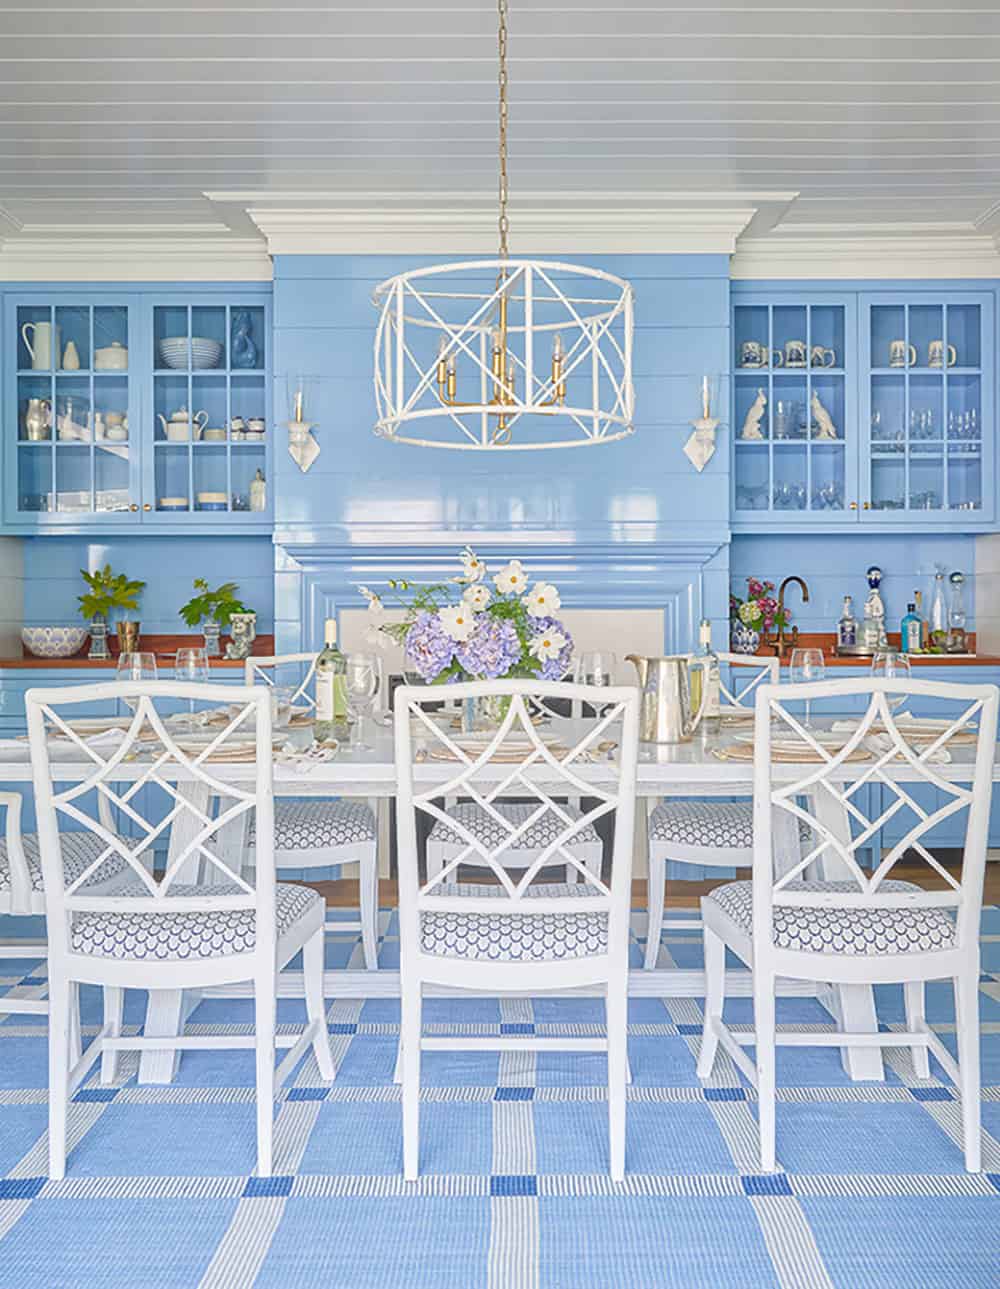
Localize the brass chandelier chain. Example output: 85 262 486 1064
497 0 510 262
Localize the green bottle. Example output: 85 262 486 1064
314 617 347 740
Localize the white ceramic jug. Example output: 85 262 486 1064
21 321 60 370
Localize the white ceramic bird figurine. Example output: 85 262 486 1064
740 388 767 440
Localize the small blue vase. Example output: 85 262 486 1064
730 622 761 655
230 309 257 370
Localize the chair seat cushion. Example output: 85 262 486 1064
70 883 322 961
649 800 811 852
429 802 600 851
0 832 131 895
420 881 608 962
705 880 957 956
250 799 376 851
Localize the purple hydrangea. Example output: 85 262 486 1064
530 615 574 680
456 615 522 679
404 610 456 681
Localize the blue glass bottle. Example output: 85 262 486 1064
900 602 922 654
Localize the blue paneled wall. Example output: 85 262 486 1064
730 533 976 635
271 254 731 543
21 536 275 634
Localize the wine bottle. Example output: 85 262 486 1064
315 617 347 740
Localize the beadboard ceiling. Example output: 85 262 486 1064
1 0 999 268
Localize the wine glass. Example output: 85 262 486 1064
789 647 825 730
871 649 911 714
174 646 210 730
574 651 616 687
115 651 158 714
344 653 379 750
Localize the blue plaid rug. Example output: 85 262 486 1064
0 906 997 1288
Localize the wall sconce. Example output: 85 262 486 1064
683 375 721 472
287 375 320 473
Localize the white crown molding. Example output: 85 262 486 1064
208 191 795 256
0 234 272 282
732 223 1000 280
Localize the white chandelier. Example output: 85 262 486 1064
372 0 635 451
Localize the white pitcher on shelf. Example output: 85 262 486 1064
21 321 61 370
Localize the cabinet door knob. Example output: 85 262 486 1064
129 503 139 512
143 503 152 512
849 501 858 510
863 501 871 510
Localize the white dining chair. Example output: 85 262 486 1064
27 680 334 1179
644 653 780 969
395 678 639 1181
696 676 998 1172
245 653 379 969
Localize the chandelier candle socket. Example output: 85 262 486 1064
371 0 635 451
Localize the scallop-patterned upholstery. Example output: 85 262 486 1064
420 881 608 962
69 883 322 961
249 799 376 852
649 800 812 851
0 831 132 896
705 880 957 956
429 802 600 851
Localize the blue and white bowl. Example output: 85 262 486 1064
21 626 90 659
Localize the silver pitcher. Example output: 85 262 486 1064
625 654 708 744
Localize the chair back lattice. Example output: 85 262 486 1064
26 681 275 956
394 678 639 928
245 652 318 710
718 652 779 711
752 677 998 950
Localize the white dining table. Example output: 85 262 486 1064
3 717 993 1085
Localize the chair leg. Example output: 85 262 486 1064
954 967 982 1173
401 980 422 1181
904 981 930 1079
254 975 276 1177
68 981 82 1068
606 975 629 1182
696 924 725 1079
47 973 71 1180
303 929 335 1081
392 1038 404 1085
100 987 124 1084
643 849 666 970
360 852 379 971
754 973 778 1173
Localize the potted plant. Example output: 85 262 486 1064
78 564 147 658
729 577 790 654
179 579 251 657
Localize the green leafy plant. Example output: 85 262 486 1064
78 564 146 622
179 579 250 630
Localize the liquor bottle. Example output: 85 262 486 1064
691 618 721 731
946 571 968 654
900 602 922 654
913 590 927 650
837 595 857 651
315 617 347 740
929 571 948 651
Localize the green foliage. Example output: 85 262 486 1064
178 579 250 630
78 564 146 622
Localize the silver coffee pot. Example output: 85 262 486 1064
625 654 709 744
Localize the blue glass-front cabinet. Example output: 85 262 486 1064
732 288 995 530
2 287 272 532
732 294 858 525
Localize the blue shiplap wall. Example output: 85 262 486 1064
21 536 275 634
730 533 976 635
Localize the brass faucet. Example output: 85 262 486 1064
766 575 810 658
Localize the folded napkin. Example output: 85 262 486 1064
275 742 339 774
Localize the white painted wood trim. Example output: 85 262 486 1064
732 229 1000 280
0 237 272 283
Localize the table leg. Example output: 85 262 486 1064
810 788 884 1080
137 781 211 1084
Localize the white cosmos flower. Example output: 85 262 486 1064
438 604 476 642
524 581 561 617
530 627 568 661
494 559 528 595
463 584 491 612
454 545 486 585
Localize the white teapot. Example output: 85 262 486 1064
157 406 208 441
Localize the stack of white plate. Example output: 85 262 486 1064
158 336 223 370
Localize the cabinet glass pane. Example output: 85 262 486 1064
92 305 129 371
154 305 190 370
734 305 772 369
772 306 808 370
55 305 90 371
735 377 769 440
772 375 808 440
908 304 944 369
947 457 982 512
810 443 846 511
807 305 844 369
154 446 191 512
95 445 131 512
947 374 981 445
17 375 52 442
231 446 266 512
190 306 227 370
55 446 93 513
734 443 769 511
191 375 227 436
230 305 266 371
772 443 809 510
16 304 54 371
945 304 980 368
17 446 52 513
870 304 906 369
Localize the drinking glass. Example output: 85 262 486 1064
789 647 825 729
344 653 379 750
573 651 616 687
871 649 911 713
115 652 158 713
174 646 210 729
269 684 295 732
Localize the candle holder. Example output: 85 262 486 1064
286 376 320 472
683 375 721 472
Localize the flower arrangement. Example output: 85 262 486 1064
359 547 573 684
729 576 790 634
